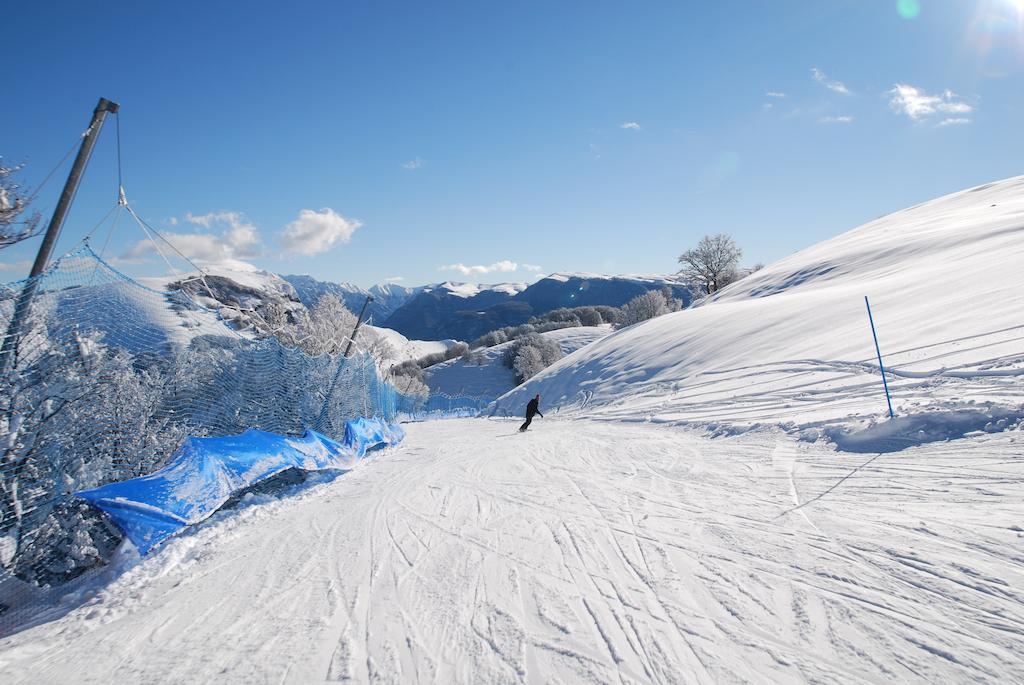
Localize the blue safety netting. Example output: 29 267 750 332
77 418 404 554
396 392 490 421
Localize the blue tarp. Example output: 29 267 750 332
77 419 405 554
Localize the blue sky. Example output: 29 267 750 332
3 0 1023 287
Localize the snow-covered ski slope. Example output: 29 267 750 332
499 176 1024 436
2 178 1023 683
1 419 1021 682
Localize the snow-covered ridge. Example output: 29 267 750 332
499 176 1024 439
422 281 529 299
543 272 690 285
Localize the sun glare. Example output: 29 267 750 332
967 0 1024 74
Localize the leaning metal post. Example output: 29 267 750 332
864 296 895 419
0 97 119 376
343 294 374 359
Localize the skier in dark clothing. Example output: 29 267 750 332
519 394 543 432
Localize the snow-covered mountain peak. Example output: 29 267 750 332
424 281 529 299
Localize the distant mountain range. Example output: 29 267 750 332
281 275 423 324
286 272 695 341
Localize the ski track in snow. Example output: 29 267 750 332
2 418 1022 683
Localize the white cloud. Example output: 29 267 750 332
401 157 424 170
167 216 178 226
521 264 543 272
0 259 32 272
819 115 854 124
385 276 405 282
938 117 971 127
888 84 973 124
620 122 642 130
280 208 361 257
766 92 786 98
439 260 519 276
811 67 851 95
123 210 263 266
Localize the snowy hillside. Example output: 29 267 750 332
366 325 457 365
498 176 1024 441
424 326 611 398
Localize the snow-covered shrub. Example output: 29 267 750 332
414 342 469 369
470 305 621 350
392 365 429 396
0 160 41 248
1 323 187 584
619 290 672 327
502 333 564 384
472 329 508 349
295 294 359 356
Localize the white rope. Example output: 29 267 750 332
125 204 179 276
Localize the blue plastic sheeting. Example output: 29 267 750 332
77 419 405 554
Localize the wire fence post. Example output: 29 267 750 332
864 296 895 419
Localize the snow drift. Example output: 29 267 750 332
497 176 1024 436
76 419 405 554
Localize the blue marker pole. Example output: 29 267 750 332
864 296 895 419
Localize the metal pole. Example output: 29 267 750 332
0 97 119 374
343 294 374 358
864 296 895 419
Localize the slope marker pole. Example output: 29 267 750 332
864 296 895 419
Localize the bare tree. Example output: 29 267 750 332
677 233 743 294
1 161 41 249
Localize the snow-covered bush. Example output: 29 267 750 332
1 322 188 584
295 293 359 356
502 333 564 384
412 342 469 369
470 305 622 350
0 160 41 248
391 364 429 396
614 288 679 327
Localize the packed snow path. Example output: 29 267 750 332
2 418 1022 683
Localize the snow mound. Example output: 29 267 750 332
497 176 1024 436
823 406 1023 453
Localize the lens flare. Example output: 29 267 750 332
967 1 1024 75
897 0 921 20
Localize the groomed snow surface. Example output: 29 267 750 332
1 419 1021 683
